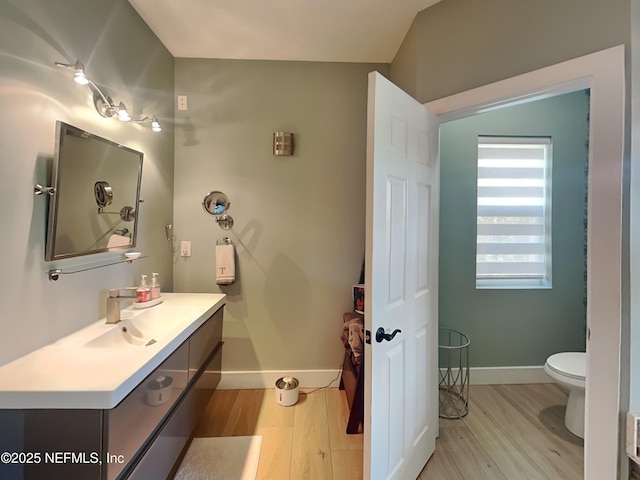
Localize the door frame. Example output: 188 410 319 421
426 45 625 479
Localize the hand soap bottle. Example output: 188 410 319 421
137 274 150 303
150 273 161 300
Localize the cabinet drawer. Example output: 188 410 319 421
126 398 188 480
187 343 223 436
105 341 189 480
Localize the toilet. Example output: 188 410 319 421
544 352 586 439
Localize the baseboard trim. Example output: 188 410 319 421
460 366 552 385
217 369 343 390
216 366 551 389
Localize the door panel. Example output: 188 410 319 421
387 176 407 306
416 184 431 293
365 71 440 480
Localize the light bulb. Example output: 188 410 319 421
151 116 161 132
73 60 89 85
73 72 89 85
117 102 131 122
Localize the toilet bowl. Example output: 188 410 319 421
544 352 586 439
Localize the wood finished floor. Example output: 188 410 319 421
191 384 583 480
420 384 583 480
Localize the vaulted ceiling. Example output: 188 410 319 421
128 0 441 63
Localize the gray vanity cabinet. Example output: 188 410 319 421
186 307 223 436
126 307 223 480
0 306 224 480
126 393 189 479
105 339 190 480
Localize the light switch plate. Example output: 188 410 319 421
180 240 191 257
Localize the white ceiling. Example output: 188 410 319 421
128 0 441 63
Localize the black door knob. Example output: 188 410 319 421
375 327 402 343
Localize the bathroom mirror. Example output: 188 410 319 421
45 121 143 261
202 191 230 216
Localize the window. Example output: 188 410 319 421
476 136 552 288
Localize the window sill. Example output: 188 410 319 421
475 278 552 290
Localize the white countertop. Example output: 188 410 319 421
0 293 225 409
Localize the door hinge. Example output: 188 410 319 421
365 329 371 345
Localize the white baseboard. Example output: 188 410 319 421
217 369 342 390
216 366 551 390
443 366 553 385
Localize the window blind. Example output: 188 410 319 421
476 136 552 286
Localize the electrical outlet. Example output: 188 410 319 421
180 240 191 257
177 95 188 111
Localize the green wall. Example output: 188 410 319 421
173 59 388 372
0 0 174 366
0 0 173 471
393 0 631 472
392 0 629 102
440 90 589 367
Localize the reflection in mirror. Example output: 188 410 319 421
94 181 113 209
45 122 143 260
202 191 230 216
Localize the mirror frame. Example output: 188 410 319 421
45 121 143 261
202 191 231 216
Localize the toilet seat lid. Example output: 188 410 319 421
546 352 586 380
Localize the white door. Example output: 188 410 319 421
364 71 440 480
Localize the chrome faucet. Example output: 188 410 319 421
106 287 138 324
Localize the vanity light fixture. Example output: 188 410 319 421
55 59 161 132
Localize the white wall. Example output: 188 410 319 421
629 0 640 413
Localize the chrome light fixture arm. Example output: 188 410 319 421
88 80 119 118
54 59 161 131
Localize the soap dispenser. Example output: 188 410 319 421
137 274 150 303
150 273 161 300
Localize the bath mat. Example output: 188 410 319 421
174 435 262 480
